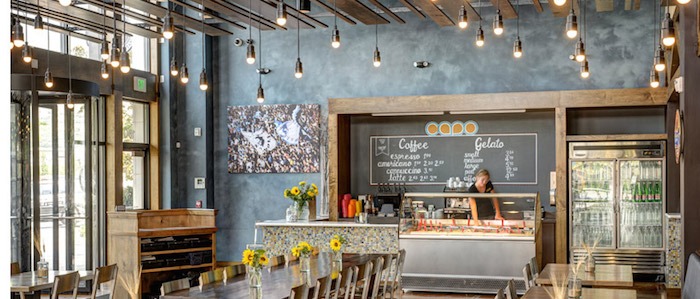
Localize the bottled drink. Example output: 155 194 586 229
642 181 650 202
654 181 662 202
622 183 629 202
634 182 642 202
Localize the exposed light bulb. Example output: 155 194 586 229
170 57 179 76
575 39 586 62
677 0 690 4
101 61 109 79
256 84 265 103
476 26 485 47
59 0 73 6
649 68 660 88
110 47 121 68
580 60 590 79
553 0 566 6
294 58 303 79
119 47 130 73
66 91 74 109
566 9 578 39
331 27 340 48
493 11 504 35
180 64 189 83
199 69 208 91
44 69 54 88
246 42 256 64
513 38 522 58
276 2 287 26
22 45 33 63
100 40 110 60
661 13 675 47
163 12 174 40
13 23 25 48
373 47 381 67
654 45 666 72
458 6 468 29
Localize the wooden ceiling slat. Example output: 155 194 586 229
625 0 640 10
123 0 233 35
397 0 426 19
367 0 406 23
333 0 390 25
172 0 278 31
489 0 517 19
310 0 358 25
434 0 464 25
225 0 323 29
549 0 579 18
595 0 613 12
532 0 543 13
14 14 103 43
162 0 247 30
462 1 482 22
412 0 454 27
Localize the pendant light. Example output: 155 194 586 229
373 25 381 67
101 60 109 79
649 67 660 88
294 13 303 79
10 18 15 50
44 0 53 88
565 1 577 39
110 0 120 68
661 0 675 47
331 0 340 48
256 1 264 104
475 0 484 47
513 0 522 58
21 2 32 63
579 0 590 79
246 0 256 64
574 39 585 62
12 15 24 48
100 0 109 61
653 1 665 72
169 4 179 77
493 0 504 36
163 2 174 40
119 0 130 74
67 31 74 110
297 0 311 13
34 0 44 32
180 5 188 84
199 0 208 91
553 0 566 6
276 1 287 26
59 0 72 7
580 60 590 78
677 0 690 4
458 5 468 29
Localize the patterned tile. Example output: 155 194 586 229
258 225 399 257
665 214 681 289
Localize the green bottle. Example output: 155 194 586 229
633 182 641 202
643 181 651 202
654 181 662 202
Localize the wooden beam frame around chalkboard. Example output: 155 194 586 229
326 87 668 264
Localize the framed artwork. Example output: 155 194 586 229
227 104 321 173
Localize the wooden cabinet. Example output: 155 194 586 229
107 209 217 298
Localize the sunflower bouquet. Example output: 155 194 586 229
330 235 347 263
284 181 318 212
292 241 314 272
242 248 269 269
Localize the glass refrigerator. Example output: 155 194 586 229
569 141 665 275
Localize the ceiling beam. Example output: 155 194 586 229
123 0 233 35
594 0 613 12
532 0 543 13
367 0 406 23
412 0 454 27
549 0 579 18
489 0 518 19
14 15 104 43
397 0 426 19
462 0 482 22
172 0 278 31
310 0 358 25
225 0 324 29
152 0 247 30
332 0 390 25
624 0 640 10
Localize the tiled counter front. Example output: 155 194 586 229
256 220 399 257
666 213 681 289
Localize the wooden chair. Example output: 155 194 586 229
312 273 334 299
494 289 505 299
353 256 383 299
269 255 286 267
90 264 118 299
223 264 247 280
529 256 539 279
328 266 353 299
160 277 191 296
522 263 533 291
11 262 20 275
379 249 406 299
50 271 80 299
370 255 393 298
289 283 310 299
349 260 373 299
198 267 225 287
504 279 518 299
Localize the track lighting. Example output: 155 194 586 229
170 57 179 76
661 12 675 47
458 6 468 29
575 39 586 62
22 45 33 63
180 64 189 83
513 38 522 58
580 60 590 79
100 39 109 60
59 0 72 6
649 68 660 88
493 10 503 35
476 26 485 47
331 26 340 48
163 12 174 40
276 2 287 26
295 58 303 79
101 61 109 79
119 47 130 73
13 21 24 48
256 84 265 103
654 45 665 72
199 69 208 90
566 9 578 38
44 69 54 88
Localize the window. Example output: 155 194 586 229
122 100 149 210
69 34 102 61
25 23 63 52
126 34 149 72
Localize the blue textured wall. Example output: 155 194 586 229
162 2 658 261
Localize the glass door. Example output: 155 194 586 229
570 160 615 248
618 159 664 249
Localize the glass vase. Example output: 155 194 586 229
299 253 311 272
36 258 49 278
248 266 262 289
585 255 596 272
286 205 298 222
567 276 582 298
296 201 310 222
333 248 343 263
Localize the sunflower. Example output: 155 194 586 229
306 190 315 197
291 247 300 257
291 187 301 196
330 239 342 251
299 181 306 186
311 183 317 190
259 255 269 266
242 249 254 265
284 189 291 197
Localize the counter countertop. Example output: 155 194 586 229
255 219 398 228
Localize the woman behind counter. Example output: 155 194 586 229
468 169 504 221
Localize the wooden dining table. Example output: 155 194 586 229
161 253 386 299
10 270 94 299
535 264 634 288
521 286 637 299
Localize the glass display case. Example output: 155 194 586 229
399 192 540 295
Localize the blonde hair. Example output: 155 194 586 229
475 169 490 179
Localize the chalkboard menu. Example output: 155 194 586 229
369 134 538 185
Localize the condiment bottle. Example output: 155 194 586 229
342 194 351 218
348 199 357 218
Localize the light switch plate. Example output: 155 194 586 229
194 177 206 189
194 127 202 136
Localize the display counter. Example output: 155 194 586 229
255 219 398 257
399 192 541 295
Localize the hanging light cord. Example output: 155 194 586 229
102 0 106 37
46 0 50 65
69 32 72 91
653 0 657 48
333 0 337 27
201 0 205 68
258 0 262 85
123 0 127 48
297 11 300 59
516 0 519 36
375 24 378 48
478 0 482 27
583 0 586 45
248 0 252 40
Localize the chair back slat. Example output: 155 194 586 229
269 255 286 267
289 283 310 299
494 288 505 299
349 260 373 299
312 273 333 299
199 267 225 286
504 279 519 299
160 277 191 296
369 256 387 298
341 266 357 299
91 264 118 299
529 256 539 278
51 271 80 299
223 264 247 279
522 263 532 291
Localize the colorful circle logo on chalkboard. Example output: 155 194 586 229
425 121 439 136
452 122 464 135
464 120 479 135
438 121 452 135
